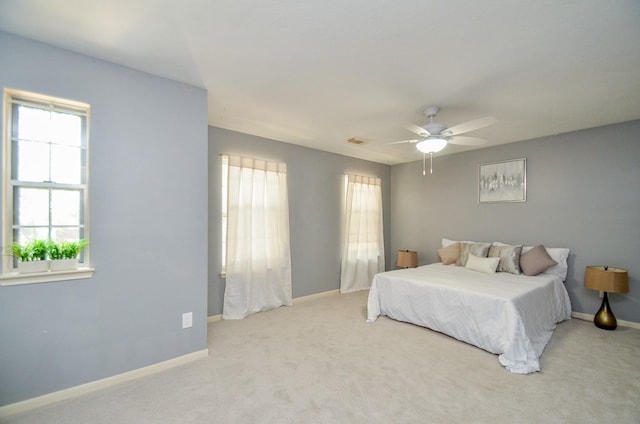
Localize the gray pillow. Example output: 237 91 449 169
519 245 558 276
488 244 523 275
457 242 491 266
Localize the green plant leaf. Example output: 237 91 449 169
9 239 87 262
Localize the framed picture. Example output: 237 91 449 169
479 158 526 203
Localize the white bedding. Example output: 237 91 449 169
367 263 572 374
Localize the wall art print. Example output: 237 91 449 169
479 158 526 203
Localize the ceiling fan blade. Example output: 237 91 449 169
389 138 420 145
448 136 487 146
406 124 430 137
444 116 497 136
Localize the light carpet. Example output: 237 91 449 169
5 290 640 423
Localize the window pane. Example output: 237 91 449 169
50 111 82 146
15 228 49 244
51 227 80 242
16 106 51 142
51 145 82 184
14 140 50 182
14 187 49 226
51 190 81 226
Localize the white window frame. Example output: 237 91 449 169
0 89 94 286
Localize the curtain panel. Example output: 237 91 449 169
340 174 385 293
222 155 292 319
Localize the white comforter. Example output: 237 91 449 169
367 263 572 374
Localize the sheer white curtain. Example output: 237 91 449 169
340 174 385 293
222 155 292 320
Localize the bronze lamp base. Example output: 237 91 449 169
594 292 617 330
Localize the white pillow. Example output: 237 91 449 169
521 246 570 280
442 238 484 248
465 253 500 274
443 238 465 248
492 241 521 247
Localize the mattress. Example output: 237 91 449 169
367 263 572 374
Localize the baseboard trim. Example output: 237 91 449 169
207 289 341 323
293 289 340 304
571 312 640 329
207 314 222 323
0 349 209 418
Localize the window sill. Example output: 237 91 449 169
0 267 95 286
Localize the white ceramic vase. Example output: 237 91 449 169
49 258 79 271
17 260 49 274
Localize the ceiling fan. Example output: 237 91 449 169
393 106 497 174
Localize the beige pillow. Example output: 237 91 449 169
438 242 460 265
457 242 491 266
520 245 558 276
488 244 523 275
465 253 500 274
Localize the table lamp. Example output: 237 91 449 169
397 250 418 269
583 266 628 330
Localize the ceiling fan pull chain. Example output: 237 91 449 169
422 152 435 175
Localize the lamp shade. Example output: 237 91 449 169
584 266 629 293
416 138 447 153
397 250 418 268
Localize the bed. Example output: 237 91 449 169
367 246 572 374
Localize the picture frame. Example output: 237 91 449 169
479 158 526 203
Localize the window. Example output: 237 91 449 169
1 89 92 284
220 154 290 273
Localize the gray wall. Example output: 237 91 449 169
391 120 640 323
208 127 391 316
0 33 209 406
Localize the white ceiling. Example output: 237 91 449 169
2 0 639 165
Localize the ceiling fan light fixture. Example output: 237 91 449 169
416 138 447 153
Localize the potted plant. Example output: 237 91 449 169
11 239 49 273
48 239 88 271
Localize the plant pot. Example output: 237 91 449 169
50 258 79 271
18 260 49 274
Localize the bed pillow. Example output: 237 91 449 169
438 242 460 265
442 238 455 248
465 253 500 274
456 242 491 266
442 238 488 248
488 244 522 275
519 245 558 276
521 246 570 280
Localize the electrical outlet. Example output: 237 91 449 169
182 312 193 329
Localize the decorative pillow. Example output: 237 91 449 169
488 244 522 275
519 245 558 276
456 242 491 266
465 253 500 274
438 242 460 265
521 246 570 280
